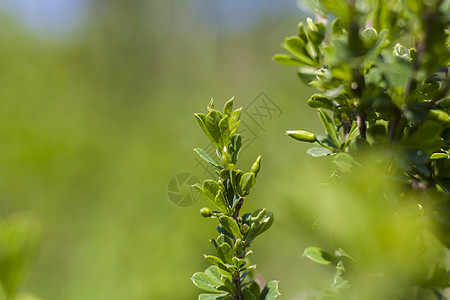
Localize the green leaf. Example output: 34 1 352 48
248 282 261 299
229 167 244 195
206 110 224 149
193 183 203 193
361 27 377 42
254 209 274 236
297 22 308 44
306 18 326 44
219 116 231 147
215 190 229 214
192 269 222 293
320 0 352 20
204 255 229 271
217 274 234 294
195 113 215 144
229 134 242 163
242 265 257 273
307 94 334 110
305 41 319 60
330 64 353 81
425 265 450 288
303 247 336 265
333 153 360 173
207 99 215 112
402 121 443 152
218 216 243 239
229 108 242 136
437 98 450 109
430 153 449 160
332 261 350 290
202 181 228 213
240 172 256 195
210 238 219 249
349 137 370 157
307 147 334 157
202 180 220 202
246 209 274 242
283 36 315 66
242 289 257 300
331 18 346 35
393 43 409 59
232 257 247 269
272 54 304 66
343 122 359 149
216 243 233 265
198 293 228 300
260 280 281 300
318 109 341 147
194 148 223 169
217 234 234 248
429 110 450 124
379 50 413 91
234 239 244 256
298 65 316 75
223 97 234 116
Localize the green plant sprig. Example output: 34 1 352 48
275 0 450 298
191 98 280 300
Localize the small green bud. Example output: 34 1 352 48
306 18 326 44
200 207 212 218
250 156 262 176
219 169 230 180
241 224 249 233
286 130 317 143
307 17 318 33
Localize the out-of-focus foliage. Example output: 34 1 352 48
0 214 40 300
276 0 450 298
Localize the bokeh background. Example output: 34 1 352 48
0 1 447 300
0 1 324 299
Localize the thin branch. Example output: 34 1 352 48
233 274 243 300
356 113 367 140
232 197 244 300
388 106 401 142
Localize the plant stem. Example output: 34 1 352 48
233 198 244 222
233 273 244 300
356 113 366 140
316 140 338 151
388 106 401 142
232 197 244 300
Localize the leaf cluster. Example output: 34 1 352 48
276 0 450 298
191 98 279 300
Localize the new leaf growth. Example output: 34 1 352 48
191 98 280 300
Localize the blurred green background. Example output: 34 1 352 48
0 1 327 299
1 1 447 299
